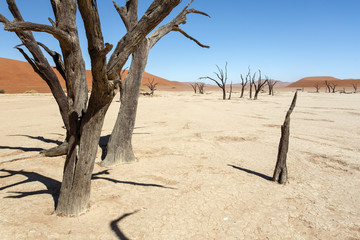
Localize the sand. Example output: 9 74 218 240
0 58 187 94
0 90 359 239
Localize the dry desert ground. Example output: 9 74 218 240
0 90 359 239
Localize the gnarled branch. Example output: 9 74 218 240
148 0 210 49
2 21 69 42
107 0 182 79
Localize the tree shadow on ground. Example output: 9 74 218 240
111 210 139 240
228 164 272 181
0 146 44 152
92 170 175 189
0 169 60 208
1 134 65 153
0 169 174 208
9 134 62 146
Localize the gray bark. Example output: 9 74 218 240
2 0 181 216
101 40 149 166
272 91 297 184
102 0 209 166
1 0 70 156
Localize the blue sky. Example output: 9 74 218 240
1 0 360 83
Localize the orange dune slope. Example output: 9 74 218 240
0 57 187 93
288 76 360 88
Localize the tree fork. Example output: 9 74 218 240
272 91 297 184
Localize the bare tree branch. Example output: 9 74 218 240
200 62 228 100
173 26 209 48
148 0 210 49
33 42 66 81
107 0 182 79
2 21 69 42
14 46 45 79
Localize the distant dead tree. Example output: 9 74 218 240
190 82 197 93
273 91 297 184
200 62 228 100
145 79 158 95
240 67 250 98
252 70 268 100
325 81 331 93
197 82 205 94
353 83 358 93
228 81 233 100
329 82 337 93
267 77 277 96
314 82 321 93
249 72 256 99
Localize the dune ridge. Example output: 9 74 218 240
0 57 187 93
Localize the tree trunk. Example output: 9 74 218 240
222 87 226 100
228 82 232 100
240 86 245 98
249 83 253 99
273 92 297 184
254 89 259 100
56 93 112 215
101 41 149 166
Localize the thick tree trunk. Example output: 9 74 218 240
101 41 149 166
273 92 297 184
56 94 112 215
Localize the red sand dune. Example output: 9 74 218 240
288 76 360 88
0 57 187 93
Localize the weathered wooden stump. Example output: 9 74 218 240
272 91 297 184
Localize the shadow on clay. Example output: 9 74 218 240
228 164 272 181
0 169 174 209
110 210 139 240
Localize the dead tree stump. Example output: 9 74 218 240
272 91 297 184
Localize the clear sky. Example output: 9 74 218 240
1 0 360 83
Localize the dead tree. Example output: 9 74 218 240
240 67 250 98
1 0 182 216
101 0 209 166
329 82 337 93
200 62 228 100
325 81 332 93
0 1 70 157
249 72 256 99
273 91 297 184
145 79 158 95
190 82 197 93
197 82 205 94
252 70 268 100
228 82 233 100
353 83 358 93
314 82 321 93
267 77 277 96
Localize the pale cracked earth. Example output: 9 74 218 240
0 90 359 239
